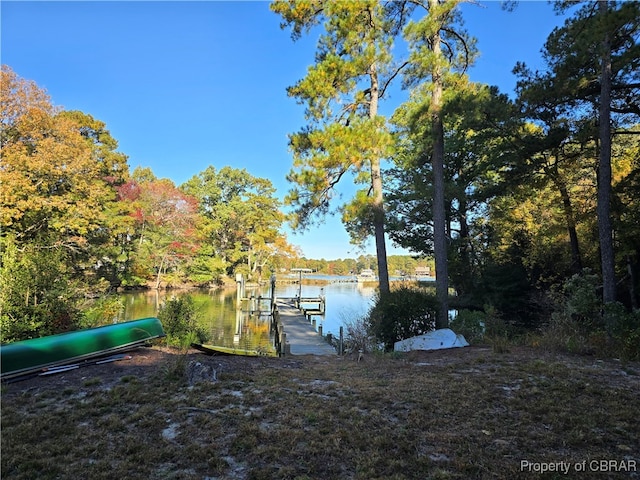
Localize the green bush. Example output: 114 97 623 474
450 309 486 344
542 272 602 355
158 296 208 348
604 302 640 361
367 285 438 351
80 296 125 329
0 239 82 343
542 271 640 360
561 270 603 330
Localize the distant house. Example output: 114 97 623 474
415 266 431 277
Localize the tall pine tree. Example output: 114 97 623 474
271 0 403 293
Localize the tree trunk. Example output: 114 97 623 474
456 195 472 296
369 62 390 295
155 255 166 290
627 255 638 311
372 163 390 295
598 0 616 303
549 164 583 273
430 0 449 329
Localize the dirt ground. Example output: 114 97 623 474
3 344 639 479
3 344 638 396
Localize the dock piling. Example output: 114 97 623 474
235 273 245 309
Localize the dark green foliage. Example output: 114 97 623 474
545 271 640 360
472 229 545 331
604 302 640 361
476 261 537 328
157 296 207 348
450 309 486 344
367 285 438 351
558 270 603 329
0 237 82 343
79 296 125 329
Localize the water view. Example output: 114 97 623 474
117 279 377 351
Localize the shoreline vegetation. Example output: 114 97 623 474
117 274 429 292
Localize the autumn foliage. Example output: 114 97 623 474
0 66 295 342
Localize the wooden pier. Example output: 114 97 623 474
272 299 336 356
235 273 335 356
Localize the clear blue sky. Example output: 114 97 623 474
1 1 567 260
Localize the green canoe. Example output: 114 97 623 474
0 318 165 380
191 343 278 357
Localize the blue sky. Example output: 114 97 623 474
1 1 567 260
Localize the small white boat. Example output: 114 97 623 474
357 269 377 282
394 329 469 352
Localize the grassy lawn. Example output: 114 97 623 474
1 346 639 479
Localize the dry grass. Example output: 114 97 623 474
2 345 639 479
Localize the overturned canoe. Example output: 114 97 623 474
191 343 277 357
0 318 165 380
394 328 469 352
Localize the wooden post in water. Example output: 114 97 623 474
270 274 276 312
271 305 278 331
339 326 344 356
236 273 245 309
291 268 312 308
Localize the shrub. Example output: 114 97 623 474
561 270 603 330
80 296 125 329
541 272 602 355
542 271 640 360
604 302 640 361
450 309 486 344
0 239 82 342
158 296 208 348
339 310 379 354
367 285 438 351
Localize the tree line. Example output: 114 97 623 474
0 66 303 341
280 254 434 277
271 0 639 355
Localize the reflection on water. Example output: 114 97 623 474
118 282 376 350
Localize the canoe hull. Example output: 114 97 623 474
1 318 165 379
191 343 277 357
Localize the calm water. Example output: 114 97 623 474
117 280 376 350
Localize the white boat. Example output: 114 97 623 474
357 269 377 282
394 329 469 352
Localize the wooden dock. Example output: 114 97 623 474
274 300 336 356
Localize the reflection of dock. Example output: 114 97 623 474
273 300 336 356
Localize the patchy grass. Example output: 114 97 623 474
2 346 639 479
